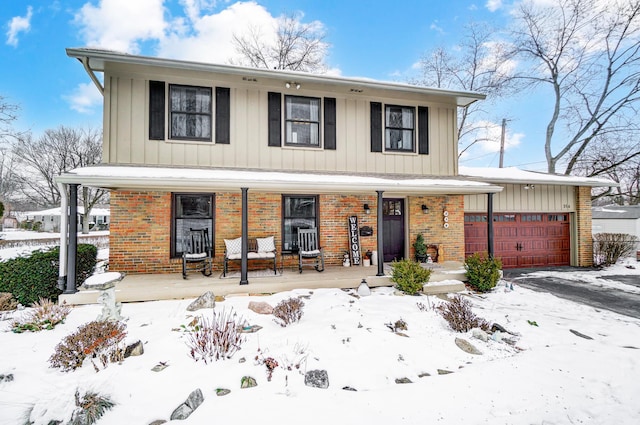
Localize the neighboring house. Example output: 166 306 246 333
55 48 615 289
592 205 640 255
24 207 110 233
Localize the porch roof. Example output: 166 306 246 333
56 165 503 196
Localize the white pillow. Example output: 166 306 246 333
257 236 275 253
224 237 242 255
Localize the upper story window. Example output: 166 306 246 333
385 105 415 152
285 96 321 147
169 85 212 141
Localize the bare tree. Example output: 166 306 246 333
511 0 640 175
12 126 107 233
232 13 328 72
0 95 22 208
414 22 516 156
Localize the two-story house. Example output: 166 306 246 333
55 48 614 291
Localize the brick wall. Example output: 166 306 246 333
575 186 593 267
109 190 466 274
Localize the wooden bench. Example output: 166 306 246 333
223 236 277 277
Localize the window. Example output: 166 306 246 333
169 85 212 141
385 105 415 151
383 200 403 216
172 193 214 257
282 195 318 252
285 96 320 146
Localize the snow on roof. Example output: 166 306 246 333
25 206 110 216
459 166 617 187
56 165 504 195
592 205 640 220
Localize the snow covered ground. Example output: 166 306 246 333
1 237 639 424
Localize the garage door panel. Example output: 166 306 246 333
495 227 518 237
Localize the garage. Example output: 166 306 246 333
464 212 571 268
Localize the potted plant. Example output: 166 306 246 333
363 253 371 267
413 233 428 263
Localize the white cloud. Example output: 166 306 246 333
65 82 103 114
485 0 503 12
6 6 33 47
430 21 445 35
74 0 166 53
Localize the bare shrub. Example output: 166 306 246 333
185 308 244 363
49 321 127 372
273 297 305 327
593 233 639 266
437 295 490 333
11 298 71 333
0 292 18 311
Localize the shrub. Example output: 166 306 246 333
0 244 97 305
49 320 127 372
273 297 305 326
437 295 490 333
464 253 502 293
185 308 244 363
70 390 115 425
390 259 432 295
0 292 18 311
11 298 71 333
593 233 639 266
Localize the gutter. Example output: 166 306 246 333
80 56 104 96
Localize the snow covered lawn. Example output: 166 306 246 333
1 261 639 424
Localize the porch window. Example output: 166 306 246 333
282 195 318 252
171 193 214 257
169 84 212 141
385 105 415 152
285 96 320 146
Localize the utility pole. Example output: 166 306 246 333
499 118 506 168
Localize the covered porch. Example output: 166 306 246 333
59 261 467 305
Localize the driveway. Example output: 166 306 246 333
502 267 640 319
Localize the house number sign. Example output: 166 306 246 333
348 216 361 266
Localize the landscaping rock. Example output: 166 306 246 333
187 292 216 311
170 388 204 421
148 421 166 425
455 338 483 355
472 328 489 342
248 301 273 314
151 363 168 372
570 329 593 340
216 388 231 396
437 369 453 375
395 377 412 384
124 340 144 358
241 376 257 388
0 373 14 382
342 386 357 391
305 370 329 389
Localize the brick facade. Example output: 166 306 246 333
575 186 593 267
108 190 466 274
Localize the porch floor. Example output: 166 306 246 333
59 261 467 305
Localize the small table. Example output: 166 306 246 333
83 272 125 321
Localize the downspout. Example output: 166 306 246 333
80 57 104 96
57 182 69 291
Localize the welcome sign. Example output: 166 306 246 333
348 216 361 266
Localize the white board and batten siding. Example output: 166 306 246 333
464 184 577 213
102 62 458 177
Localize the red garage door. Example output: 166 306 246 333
464 213 571 268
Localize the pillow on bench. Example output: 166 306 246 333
257 236 275 253
224 237 242 255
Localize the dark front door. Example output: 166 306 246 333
383 199 405 262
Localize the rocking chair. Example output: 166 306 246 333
297 228 324 273
182 228 213 279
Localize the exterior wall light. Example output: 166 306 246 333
421 204 429 214
285 82 301 89
524 184 535 190
364 204 371 214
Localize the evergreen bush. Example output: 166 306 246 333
0 244 97 305
464 253 502 293
390 259 432 295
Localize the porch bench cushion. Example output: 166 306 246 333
223 237 277 276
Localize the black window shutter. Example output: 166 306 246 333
149 80 165 140
418 106 429 155
324 97 336 150
215 87 230 144
370 102 382 152
268 92 281 147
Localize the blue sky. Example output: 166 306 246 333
0 0 552 170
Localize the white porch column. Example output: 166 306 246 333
57 182 69 291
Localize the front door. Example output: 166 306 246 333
383 199 405 262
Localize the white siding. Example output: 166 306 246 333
464 184 577 212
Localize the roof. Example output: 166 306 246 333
55 165 504 196
459 166 617 188
66 47 486 107
592 205 640 220
25 207 111 216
